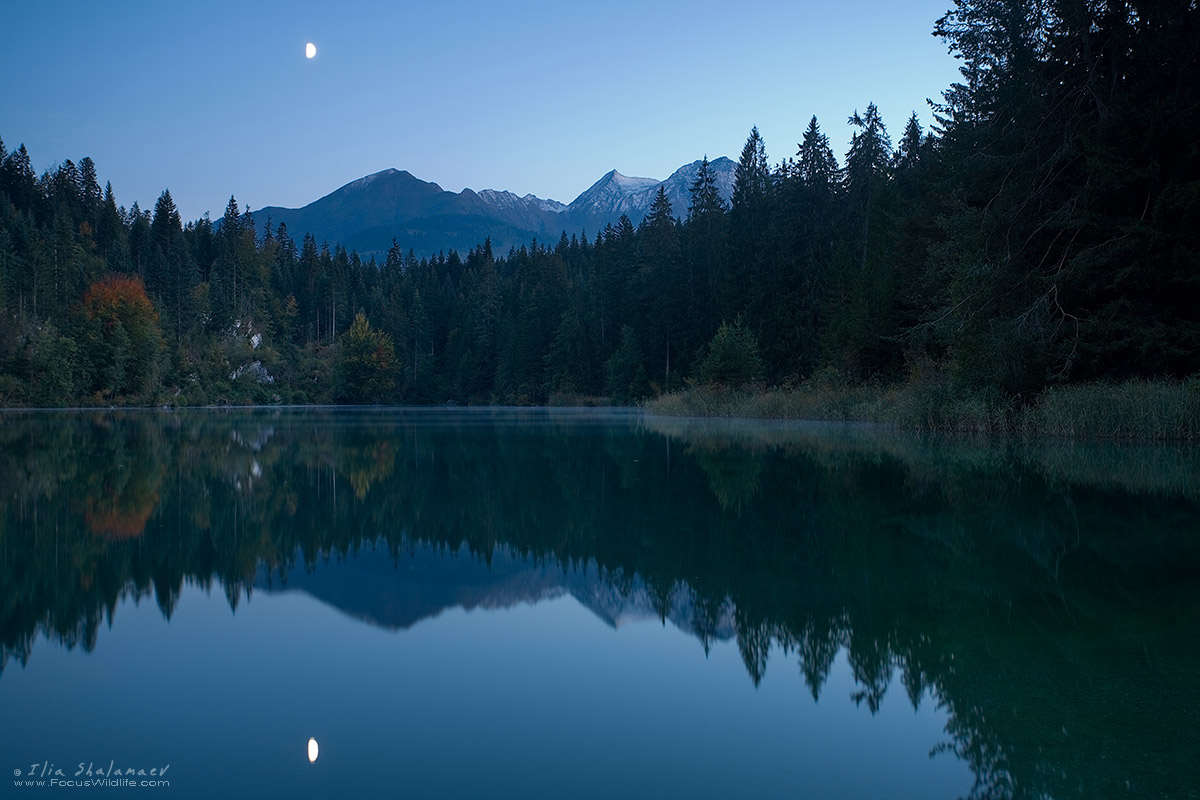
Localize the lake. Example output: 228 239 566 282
1 408 1197 799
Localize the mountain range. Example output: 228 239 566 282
256 542 736 645
252 157 736 259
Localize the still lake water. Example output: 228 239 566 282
1 408 1197 799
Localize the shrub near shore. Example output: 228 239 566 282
645 372 1199 442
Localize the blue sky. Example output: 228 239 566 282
0 1 961 221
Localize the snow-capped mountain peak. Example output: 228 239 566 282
252 158 735 259
565 160 736 231
477 188 567 215
606 170 660 192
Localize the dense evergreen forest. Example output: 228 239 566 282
1 1 1197 408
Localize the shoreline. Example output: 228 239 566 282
642 377 1199 443
2 377 1196 443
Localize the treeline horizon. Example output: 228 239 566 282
1 1 1197 407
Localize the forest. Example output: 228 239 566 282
0 1 1197 416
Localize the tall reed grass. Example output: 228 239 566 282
644 375 1199 441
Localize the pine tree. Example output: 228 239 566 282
544 303 594 397
0 144 37 214
894 112 924 171
96 182 129 270
699 317 763 389
78 157 102 222
796 116 839 195
732 126 770 213
844 103 892 208
297 233 320 344
149 190 181 298
825 103 900 378
730 127 772 324
27 321 76 406
127 202 152 279
688 155 727 220
686 155 729 338
929 0 1200 386
206 195 242 329
635 187 684 389
605 325 649 402
335 312 396 403
149 189 195 351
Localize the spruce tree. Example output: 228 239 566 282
96 182 129 270
686 155 729 338
0 144 37 214
78 157 102 221
729 127 772 324
796 116 839 194
335 312 396 403
636 187 684 389
844 103 892 208
732 126 770 213
605 325 649 403
688 155 727 220
699 317 763 389
894 112 924 171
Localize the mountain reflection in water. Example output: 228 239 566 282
1 408 1197 799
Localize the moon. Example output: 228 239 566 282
305 42 317 59
307 737 319 763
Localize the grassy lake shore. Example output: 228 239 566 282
644 375 1200 442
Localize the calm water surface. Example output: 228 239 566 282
1 408 1197 799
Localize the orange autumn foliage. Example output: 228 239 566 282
84 495 157 540
78 274 164 398
82 275 159 327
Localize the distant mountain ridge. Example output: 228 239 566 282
251 157 736 259
256 543 736 646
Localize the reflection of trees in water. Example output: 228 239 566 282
341 440 397 499
690 443 763 514
80 422 165 539
0 409 1197 799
